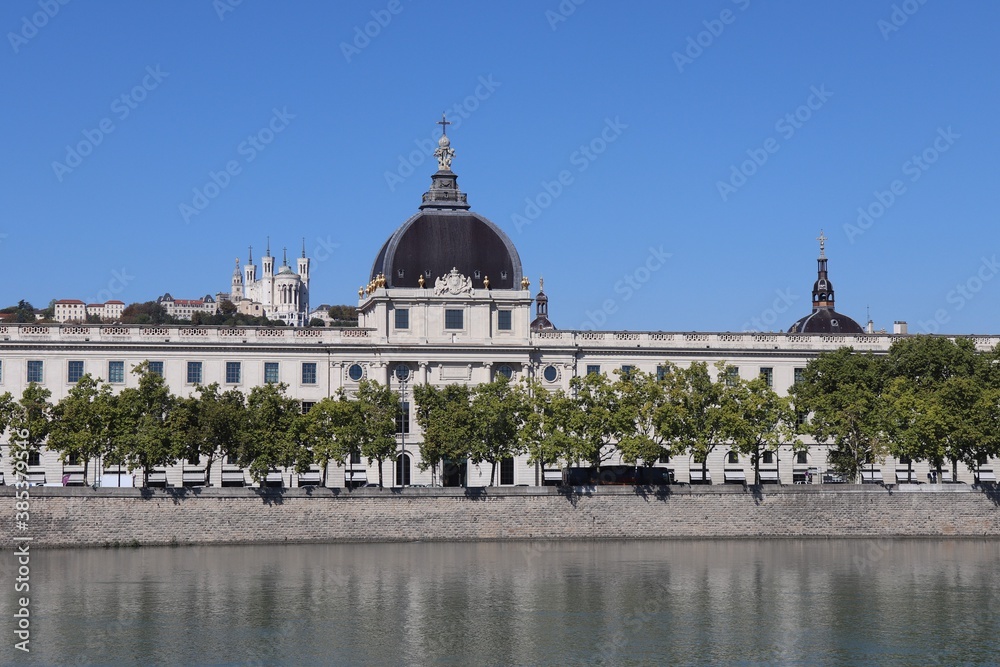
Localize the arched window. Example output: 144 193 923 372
395 453 411 487
726 451 739 465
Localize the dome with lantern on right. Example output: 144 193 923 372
788 232 865 335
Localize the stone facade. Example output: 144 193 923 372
4 486 998 549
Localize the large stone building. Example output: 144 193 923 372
2 125 997 489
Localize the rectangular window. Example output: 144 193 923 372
759 367 773 388
395 308 409 330
147 361 164 377
794 367 805 385
621 365 634 378
0 360 3 383
796 451 808 465
396 401 410 434
301 401 315 414
264 362 280 384
108 361 125 384
67 452 80 466
301 362 317 385
659 451 671 464
67 360 84 384
27 451 40 467
725 367 739 386
350 451 361 465
187 362 203 385
226 361 241 384
497 310 512 331
445 309 464 330
656 365 667 382
586 364 601 377
26 360 43 383
763 451 774 464
500 457 515 485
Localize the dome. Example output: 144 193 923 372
371 210 522 290
370 131 522 290
788 309 864 334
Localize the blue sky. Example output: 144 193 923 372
3 0 999 334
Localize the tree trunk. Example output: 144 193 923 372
378 459 384 488
490 461 496 487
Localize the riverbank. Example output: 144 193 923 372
3 484 999 548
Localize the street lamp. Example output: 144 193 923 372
395 364 410 488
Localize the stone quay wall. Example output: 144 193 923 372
3 484 999 549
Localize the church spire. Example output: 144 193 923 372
248 245 253 264
301 237 306 259
420 112 470 211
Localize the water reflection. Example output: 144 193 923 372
9 539 1000 666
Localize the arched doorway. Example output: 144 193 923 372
395 453 411 487
442 459 467 487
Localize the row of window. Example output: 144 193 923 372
11 359 808 389
392 308 513 331
581 364 806 388
17 360 319 386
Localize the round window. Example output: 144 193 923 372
543 365 558 383
348 364 364 381
394 365 411 382
496 365 513 380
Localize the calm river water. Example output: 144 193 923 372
5 539 1000 666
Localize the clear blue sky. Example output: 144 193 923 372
4 0 999 334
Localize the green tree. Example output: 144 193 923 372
616 368 673 466
308 318 326 327
469 376 528 485
413 383 474 483
237 382 303 484
9 384 53 461
11 300 37 323
676 362 732 481
566 372 625 467
47 375 116 484
171 383 246 484
110 362 177 485
791 348 887 482
356 380 397 488
725 375 799 484
299 394 356 485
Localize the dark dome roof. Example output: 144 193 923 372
371 209 522 289
788 308 864 334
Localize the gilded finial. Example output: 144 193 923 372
418 274 425 288
520 276 530 289
483 276 490 289
359 286 364 298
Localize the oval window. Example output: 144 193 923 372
496 365 513 380
348 364 364 381
394 365 411 382
543 365 558 382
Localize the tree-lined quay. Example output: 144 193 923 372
2 337 998 487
